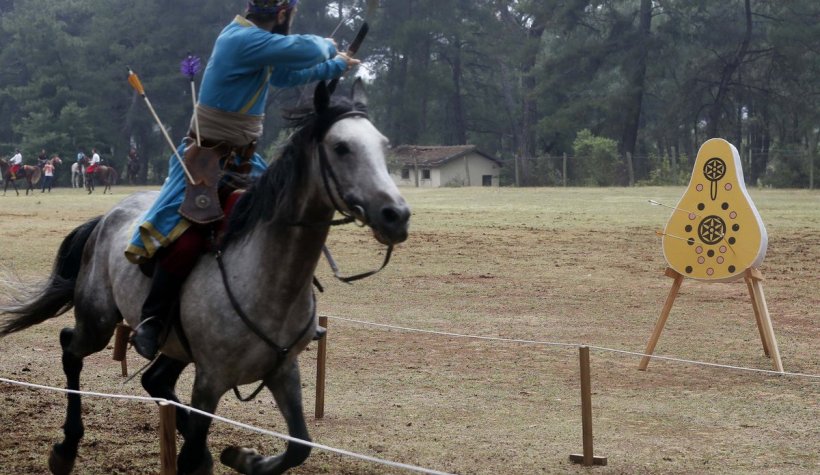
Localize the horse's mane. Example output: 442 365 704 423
221 93 364 248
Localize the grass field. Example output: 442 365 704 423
0 185 818 474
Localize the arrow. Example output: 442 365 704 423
127 67 195 185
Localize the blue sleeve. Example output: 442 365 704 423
241 30 338 70
269 57 348 88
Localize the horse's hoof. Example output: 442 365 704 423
179 451 214 475
48 446 75 475
220 446 261 473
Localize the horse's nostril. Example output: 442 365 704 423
381 205 410 225
381 206 400 224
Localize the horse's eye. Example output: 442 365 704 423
333 142 351 156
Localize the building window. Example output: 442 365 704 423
422 169 431 179
401 168 410 179
482 175 492 186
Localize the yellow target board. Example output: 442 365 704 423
662 138 767 282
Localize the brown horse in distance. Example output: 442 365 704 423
79 156 117 194
0 158 42 196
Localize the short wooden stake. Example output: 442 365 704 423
315 315 328 419
569 346 607 466
639 268 683 370
159 403 176 475
112 322 130 377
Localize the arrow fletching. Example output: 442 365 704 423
127 67 146 96
180 54 202 80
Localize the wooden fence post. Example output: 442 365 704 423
563 153 568 187
569 346 607 466
315 316 328 419
112 323 130 377
159 402 176 475
625 152 635 186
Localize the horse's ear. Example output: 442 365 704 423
314 81 330 113
351 77 368 108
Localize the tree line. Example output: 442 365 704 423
0 0 817 188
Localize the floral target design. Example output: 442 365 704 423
703 158 726 181
698 215 726 245
703 157 726 200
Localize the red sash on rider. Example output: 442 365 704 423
10 164 21 176
86 164 98 174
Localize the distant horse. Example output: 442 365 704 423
0 80 410 474
80 156 117 194
0 158 42 196
126 156 141 185
70 162 85 189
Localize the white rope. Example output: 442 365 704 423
324 315 820 380
0 377 453 475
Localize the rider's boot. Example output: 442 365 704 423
131 266 182 359
313 325 327 341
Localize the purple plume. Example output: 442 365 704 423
180 54 202 80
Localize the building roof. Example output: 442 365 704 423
390 145 502 168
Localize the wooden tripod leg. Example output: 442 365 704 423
639 268 684 371
747 269 784 373
744 270 770 357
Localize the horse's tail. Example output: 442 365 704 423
111 167 118 185
30 166 41 185
0 216 102 336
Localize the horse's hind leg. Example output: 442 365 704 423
141 355 191 434
49 317 117 474
220 361 311 475
48 328 83 475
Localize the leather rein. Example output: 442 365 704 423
216 109 393 400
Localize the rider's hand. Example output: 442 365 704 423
336 52 361 70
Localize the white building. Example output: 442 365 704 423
389 145 502 187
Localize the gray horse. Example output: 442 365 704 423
0 79 410 474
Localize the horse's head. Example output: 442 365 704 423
311 79 410 245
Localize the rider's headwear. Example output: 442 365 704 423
247 0 298 15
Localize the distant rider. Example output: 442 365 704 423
9 149 22 180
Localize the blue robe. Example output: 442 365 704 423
126 16 347 264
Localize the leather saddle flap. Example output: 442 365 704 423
179 144 224 225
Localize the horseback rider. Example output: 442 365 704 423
9 149 22 180
37 149 48 169
87 148 101 173
128 147 139 167
126 0 360 359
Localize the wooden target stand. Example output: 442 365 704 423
638 267 783 373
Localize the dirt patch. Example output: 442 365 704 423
0 186 818 474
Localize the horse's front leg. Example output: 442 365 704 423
177 373 222 475
220 361 312 475
5 178 19 196
141 355 191 434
